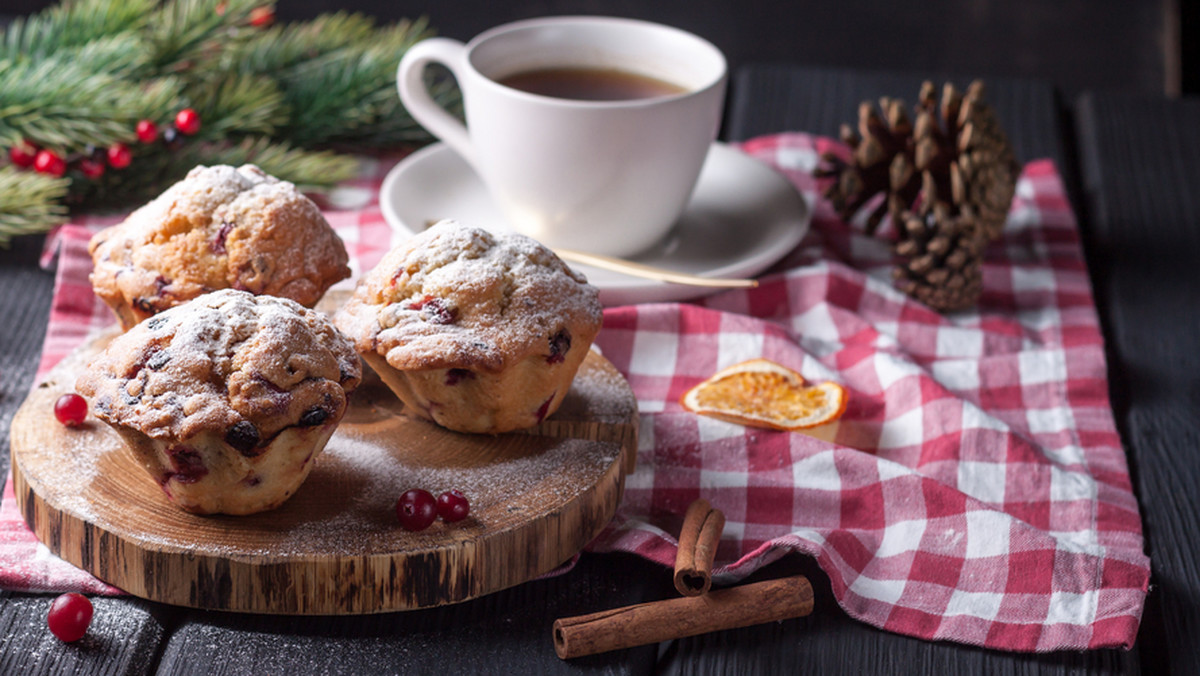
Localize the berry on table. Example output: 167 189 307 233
175 108 201 135
106 143 132 169
33 150 66 176
47 592 93 642
135 119 159 143
436 490 470 522
54 393 88 427
396 488 437 531
9 140 38 168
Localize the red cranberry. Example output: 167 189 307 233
436 490 470 522
547 329 571 364
9 140 37 167
444 368 475 386
135 119 159 143
47 593 93 642
175 108 201 135
33 150 66 176
211 222 234 254
249 6 275 27
396 489 437 531
106 143 132 169
406 295 457 324
165 445 208 483
54 393 88 427
78 157 106 179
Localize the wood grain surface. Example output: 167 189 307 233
1074 91 1200 676
11 329 638 614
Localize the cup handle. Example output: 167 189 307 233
397 37 475 167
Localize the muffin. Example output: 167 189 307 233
335 220 602 434
76 289 362 515
88 164 351 330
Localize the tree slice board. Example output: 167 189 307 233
11 328 638 615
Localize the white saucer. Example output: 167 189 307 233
379 141 810 306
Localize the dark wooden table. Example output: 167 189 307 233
2 65 1197 675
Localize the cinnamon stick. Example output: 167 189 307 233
553 575 813 660
673 499 725 596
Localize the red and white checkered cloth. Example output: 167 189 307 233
0 134 1149 652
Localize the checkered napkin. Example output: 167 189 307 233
0 135 1148 653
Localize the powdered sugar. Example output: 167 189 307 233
336 220 602 371
277 422 620 556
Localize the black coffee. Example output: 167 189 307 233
498 67 689 101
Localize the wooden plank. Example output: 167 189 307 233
1074 91 1200 676
0 593 172 675
0 235 55 482
153 552 663 675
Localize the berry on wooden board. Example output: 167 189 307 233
396 489 437 531
436 490 470 522
54 393 88 427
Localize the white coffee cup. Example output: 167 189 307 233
397 16 727 258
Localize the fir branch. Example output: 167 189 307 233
0 166 69 248
224 12 379 74
52 33 153 78
0 57 182 150
272 17 448 147
0 0 154 61
187 72 287 139
145 0 263 73
192 137 361 190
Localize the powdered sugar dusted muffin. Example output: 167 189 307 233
335 220 602 434
88 164 350 330
76 289 362 515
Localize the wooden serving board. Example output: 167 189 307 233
11 329 638 615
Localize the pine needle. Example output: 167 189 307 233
0 167 69 247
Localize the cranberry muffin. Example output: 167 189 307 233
76 289 362 515
335 220 602 434
88 164 350 330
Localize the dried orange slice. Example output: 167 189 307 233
680 358 847 431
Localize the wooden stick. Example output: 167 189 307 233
553 575 813 660
554 248 759 288
673 499 725 596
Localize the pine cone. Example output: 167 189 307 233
815 97 920 235
892 195 986 312
911 80 1019 240
815 79 1018 312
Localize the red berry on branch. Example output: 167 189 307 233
47 592 93 642
54 393 89 427
79 158 106 179
9 140 38 168
249 7 275 27
175 108 201 135
106 143 132 169
33 150 66 176
136 119 159 143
